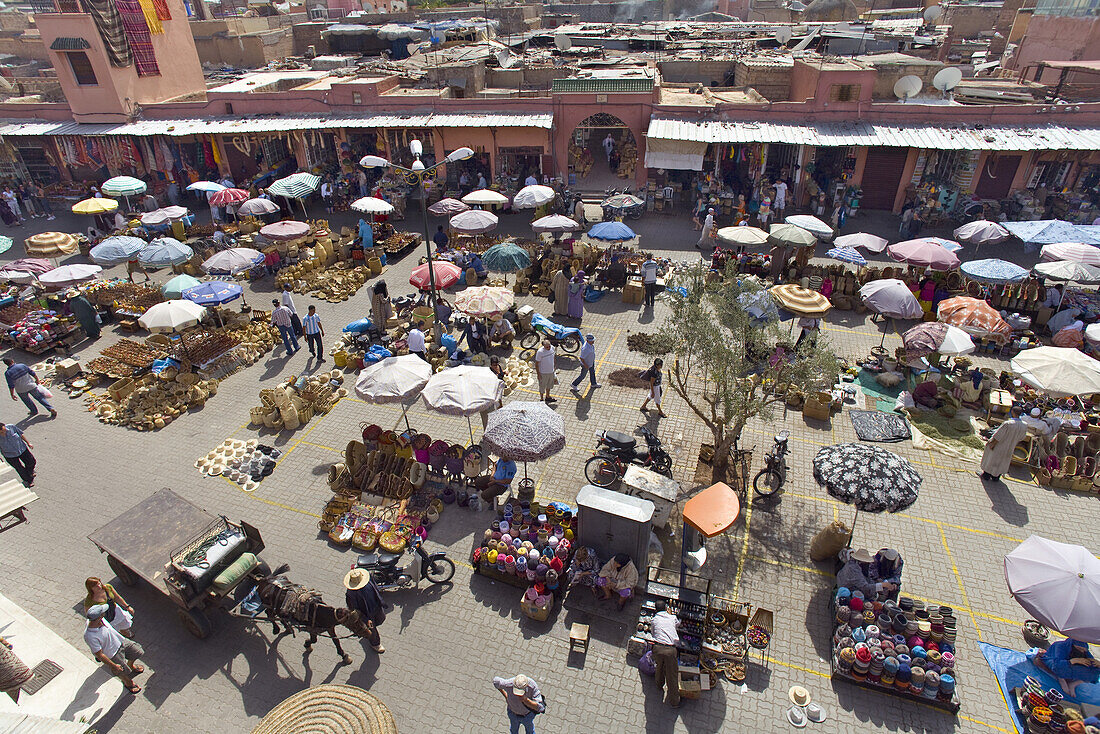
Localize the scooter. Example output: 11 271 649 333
752 430 789 496
584 427 672 487
355 538 456 591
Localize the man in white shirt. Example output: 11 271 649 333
535 340 556 403
320 180 333 212
490 316 514 347
774 180 788 215
271 299 299 355
570 334 600 392
84 604 144 694
524 173 538 187
641 256 659 308
477 172 487 189
650 600 681 708
603 134 615 162
281 285 302 336
407 322 427 361
696 208 714 249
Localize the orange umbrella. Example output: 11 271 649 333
937 296 1012 344
684 482 741 537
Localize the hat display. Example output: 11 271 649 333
787 705 808 728
806 703 827 723
788 685 811 706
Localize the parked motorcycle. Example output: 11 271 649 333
584 427 672 487
355 538 456 591
752 430 789 496
519 313 582 354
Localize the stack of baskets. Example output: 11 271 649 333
250 371 347 431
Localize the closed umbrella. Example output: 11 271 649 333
769 284 831 317
350 197 394 215
100 176 147 198
163 274 201 299
1011 346 1100 397
768 223 816 248
826 247 866 266
90 236 146 266
813 443 921 539
25 232 78 257
183 281 244 306
237 198 280 216
785 214 833 240
531 215 580 234
716 226 769 247
1005 535 1100 643
186 181 225 193
410 261 461 290
887 238 961 271
72 198 118 215
483 401 565 481
462 189 509 207
1033 260 1100 284
960 258 1028 284
587 221 636 242
1040 242 1100 266
481 243 531 274
902 322 975 361
450 209 498 235
38 263 101 288
201 247 264 276
427 198 469 216
513 185 555 210
455 286 514 316
421 365 505 440
209 188 249 208
138 299 206 333
259 221 310 241
954 219 1010 247
138 237 193 269
355 354 432 430
937 296 1012 344
834 232 888 253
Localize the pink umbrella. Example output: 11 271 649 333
1040 242 1100 266
209 188 249 207
7 258 53 274
259 221 310 241
887 238 961 271
410 261 461 291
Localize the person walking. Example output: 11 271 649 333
650 600 682 707
493 673 545 734
567 271 585 321
270 299 299 355
979 406 1028 482
281 284 302 337
302 305 325 361
407 321 427 361
571 334 600 393
84 577 135 639
0 423 34 487
603 133 615 163
33 183 54 220
639 358 666 418
773 179 788 217
84 604 144 695
535 339 556 403
343 568 386 654
696 208 714 249
4 358 55 417
641 254 659 309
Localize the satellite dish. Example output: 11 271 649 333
496 48 513 68
776 26 793 43
893 74 923 102
933 66 963 96
923 5 942 23
554 34 572 51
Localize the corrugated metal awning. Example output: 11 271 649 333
49 37 91 51
647 117 1100 151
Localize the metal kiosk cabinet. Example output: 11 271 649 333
576 484 654 587
620 465 678 529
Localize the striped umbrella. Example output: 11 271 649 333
455 286 514 316
769 284 831 317
716 226 769 247
183 281 244 306
259 221 310 241
1040 242 1100 266
826 246 866 266
90 235 146 265
427 198 469 216
960 258 1029 284
101 176 147 198
410 261 461 290
25 232 78 257
201 247 264 276
937 296 1012 344
268 173 321 200
209 188 249 207
237 198 280 216
72 198 118 215
138 237 193 269
450 209 498 235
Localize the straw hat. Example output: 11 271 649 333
251 684 397 734
788 685 811 706
344 568 371 590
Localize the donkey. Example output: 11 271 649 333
254 564 373 664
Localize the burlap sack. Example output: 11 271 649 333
809 520 852 561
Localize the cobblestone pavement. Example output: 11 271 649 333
0 201 1090 734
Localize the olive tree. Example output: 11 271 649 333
644 262 840 484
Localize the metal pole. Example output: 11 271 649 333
419 178 442 344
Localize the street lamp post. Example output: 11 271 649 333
360 141 474 342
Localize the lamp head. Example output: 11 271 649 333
411 159 426 172
445 146 475 163
409 139 424 157
359 155 389 168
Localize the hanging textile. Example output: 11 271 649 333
209 135 223 169
137 0 163 34
84 0 133 68
114 0 159 76
202 140 214 170
151 0 170 20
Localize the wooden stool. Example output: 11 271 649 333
569 623 589 654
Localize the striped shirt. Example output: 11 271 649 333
302 313 322 335
271 305 294 328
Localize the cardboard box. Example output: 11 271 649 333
55 358 81 379
622 282 644 304
520 597 551 622
803 396 831 421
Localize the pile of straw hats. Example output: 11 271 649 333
89 372 220 430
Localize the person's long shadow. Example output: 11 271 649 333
982 476 1029 526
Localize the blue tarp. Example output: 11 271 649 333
1002 220 1100 246
531 313 582 340
343 318 373 333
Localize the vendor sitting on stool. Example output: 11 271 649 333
597 553 639 610
1031 638 1100 696
473 457 516 502
837 548 899 602
913 372 942 410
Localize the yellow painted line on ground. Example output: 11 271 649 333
746 553 834 579
733 487 754 595
595 327 622 371
299 440 341 453
938 524 983 642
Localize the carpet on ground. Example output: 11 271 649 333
854 369 903 412
849 409 911 442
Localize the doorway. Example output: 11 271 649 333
569 113 636 191
975 154 1022 200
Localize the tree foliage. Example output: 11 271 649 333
643 262 841 484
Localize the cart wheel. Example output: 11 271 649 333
178 608 213 639
107 555 137 587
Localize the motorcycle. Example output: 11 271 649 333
355 538 456 591
584 427 672 487
519 313 582 354
752 430 789 496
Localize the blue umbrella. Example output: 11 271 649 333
960 258 1029 284
182 281 243 306
138 237 193 269
90 235 146 266
481 242 531 273
826 246 867 266
587 221 636 241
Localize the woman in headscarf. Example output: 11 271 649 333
370 280 392 327
551 263 571 317
568 270 585 321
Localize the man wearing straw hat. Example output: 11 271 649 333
343 568 386 655
493 673 545 734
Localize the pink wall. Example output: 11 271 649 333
552 92 657 186
789 60 875 108
1013 15 1100 82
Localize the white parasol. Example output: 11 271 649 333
1005 535 1100 643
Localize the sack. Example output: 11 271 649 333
638 649 657 676
37 386 53 400
809 520 852 561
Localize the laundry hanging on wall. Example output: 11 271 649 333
151 0 171 19
137 0 164 34
84 0 133 67
115 0 160 76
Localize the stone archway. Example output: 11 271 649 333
569 113 638 189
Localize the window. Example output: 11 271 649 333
829 84 859 102
65 51 96 86
352 91 362 104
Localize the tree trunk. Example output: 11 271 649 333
710 433 737 485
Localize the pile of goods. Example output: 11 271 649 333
616 140 638 179
471 499 577 585
84 356 134 379
701 605 749 683
85 371 219 430
83 280 163 311
8 310 72 351
0 303 34 326
501 356 534 396
101 338 166 369
186 223 218 238
381 232 420 255
176 330 240 365
275 261 371 303
249 370 346 431
195 438 281 491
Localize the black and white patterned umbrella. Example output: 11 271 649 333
812 443 921 514
482 401 565 463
